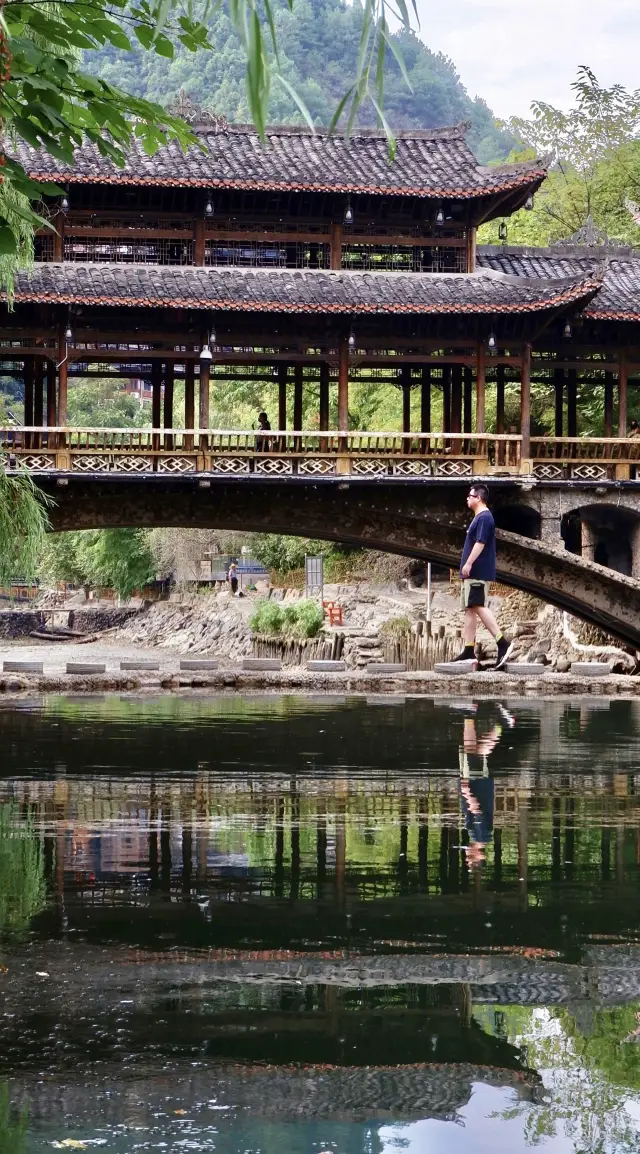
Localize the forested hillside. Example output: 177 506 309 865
85 0 512 162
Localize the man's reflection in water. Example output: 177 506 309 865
458 703 515 869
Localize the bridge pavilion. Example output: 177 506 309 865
3 114 640 481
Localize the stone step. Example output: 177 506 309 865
66 663 107 675
306 660 346 672
434 659 477 675
570 661 614 677
120 660 160 671
3 660 44 674
242 658 282 672
366 663 407 674
504 662 545 676
180 659 219 671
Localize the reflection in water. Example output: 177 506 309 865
2 694 640 1151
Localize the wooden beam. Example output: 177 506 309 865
53 211 64 262
194 218 205 266
496 363 505 465
420 365 431 434
151 359 162 451
463 365 473 433
163 361 174 449
401 364 412 433
293 362 303 431
619 351 628 436
34 358 44 448
604 370 614 439
184 359 195 450
330 223 342 270
319 361 329 432
475 343 485 434
46 362 57 433
442 365 451 434
278 363 288 429
554 364 564 438
450 364 462 435
338 337 349 432
521 342 532 465
199 358 210 438
23 356 34 447
567 364 577 438
57 330 68 435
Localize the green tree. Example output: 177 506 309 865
41 527 157 598
482 68 640 245
0 465 51 585
0 1083 28 1154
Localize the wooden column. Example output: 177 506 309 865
420 366 431 434
554 365 564 437
163 361 174 449
57 330 68 439
293 362 303 431
46 361 57 447
184 360 195 450
337 338 349 471
151 360 162 451
194 218 205 266
319 362 329 431
619 351 628 436
463 365 473 433
442 365 451 433
34 359 44 449
567 363 578 438
604 371 614 439
53 210 64 262
278 363 288 434
496 363 506 467
475 343 485 434
23 356 34 448
450 364 462 435
199 358 210 444
520 342 532 469
401 364 412 434
330 223 342 270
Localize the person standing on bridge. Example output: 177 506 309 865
454 484 513 670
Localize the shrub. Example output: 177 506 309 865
249 600 284 634
379 615 412 638
293 599 325 638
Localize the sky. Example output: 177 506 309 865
415 0 640 119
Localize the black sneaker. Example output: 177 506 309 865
452 648 476 662
494 637 514 670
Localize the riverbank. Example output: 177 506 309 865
0 639 637 697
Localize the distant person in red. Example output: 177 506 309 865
453 484 513 669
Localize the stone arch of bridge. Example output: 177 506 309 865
561 503 640 579
38 476 640 648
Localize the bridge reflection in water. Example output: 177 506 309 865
2 694 640 1151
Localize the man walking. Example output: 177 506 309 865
454 484 512 669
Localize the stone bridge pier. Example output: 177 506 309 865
36 474 640 649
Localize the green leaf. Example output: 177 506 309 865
0 225 18 256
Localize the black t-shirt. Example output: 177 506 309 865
460 509 496 581
460 777 495 846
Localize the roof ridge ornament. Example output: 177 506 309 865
554 215 610 248
167 89 228 131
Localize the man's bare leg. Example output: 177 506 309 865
463 608 479 645
476 605 500 639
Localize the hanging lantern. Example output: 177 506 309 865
209 324 216 348
348 328 356 350
487 331 497 352
64 324 73 344
61 194 69 212
435 207 445 226
563 320 572 339
344 199 354 225
498 221 508 242
204 197 214 217
199 344 213 361
524 194 534 211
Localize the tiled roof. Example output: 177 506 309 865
478 245 640 320
12 261 603 315
17 123 549 200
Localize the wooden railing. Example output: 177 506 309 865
1 428 639 479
